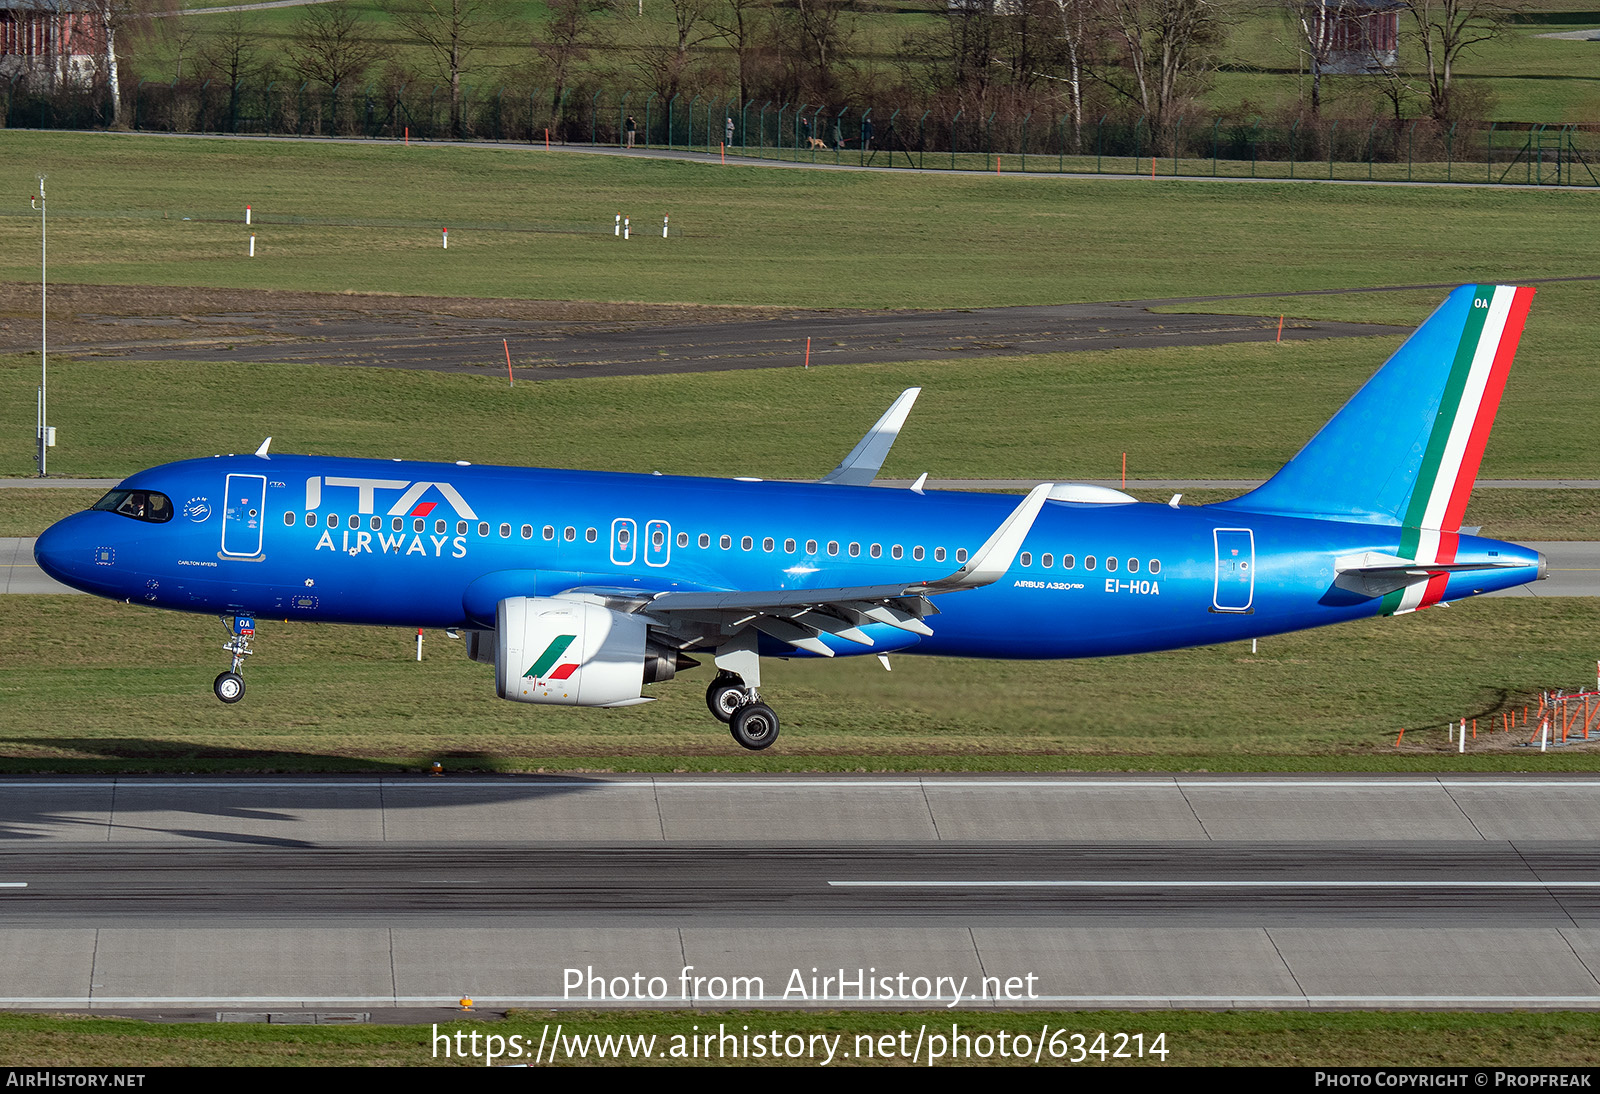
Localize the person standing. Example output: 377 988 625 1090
625 115 636 148
861 116 873 152
725 116 735 148
800 115 811 148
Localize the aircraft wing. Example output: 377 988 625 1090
628 483 1053 656
817 387 921 486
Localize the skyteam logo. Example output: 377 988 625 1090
183 496 212 523
525 635 579 682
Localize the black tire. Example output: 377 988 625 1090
706 675 746 723
213 671 246 704
729 702 779 751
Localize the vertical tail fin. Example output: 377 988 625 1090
1218 284 1535 530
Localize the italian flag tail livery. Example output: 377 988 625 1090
1380 285 1535 613
1218 284 1534 617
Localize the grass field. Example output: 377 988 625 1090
7 1009 1600 1066
4 133 1600 311
1 590 1593 771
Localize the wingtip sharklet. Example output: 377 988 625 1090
916 482 1054 593
818 387 922 487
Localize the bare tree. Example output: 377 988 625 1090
285 1 382 90
155 7 201 83
199 12 266 88
1401 0 1517 120
1100 0 1224 142
1281 0 1355 114
708 0 771 105
1053 0 1099 150
385 0 512 136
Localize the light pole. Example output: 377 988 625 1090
34 174 47 478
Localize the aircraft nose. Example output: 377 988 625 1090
33 513 92 588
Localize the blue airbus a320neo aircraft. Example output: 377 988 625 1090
35 285 1546 750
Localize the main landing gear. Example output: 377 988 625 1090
706 673 779 751
213 615 255 704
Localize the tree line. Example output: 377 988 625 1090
31 0 1533 140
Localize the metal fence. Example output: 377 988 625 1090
6 77 1598 187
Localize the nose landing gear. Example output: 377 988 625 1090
214 615 255 704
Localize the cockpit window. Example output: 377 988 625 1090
91 490 173 524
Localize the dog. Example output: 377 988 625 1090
806 137 829 150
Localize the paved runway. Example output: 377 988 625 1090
6 775 1600 1009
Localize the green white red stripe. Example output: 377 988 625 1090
1382 284 1535 616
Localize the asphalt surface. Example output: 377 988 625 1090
8 841 1600 928
7 775 1600 1009
86 301 1409 375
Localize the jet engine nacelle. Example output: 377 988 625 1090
494 596 681 707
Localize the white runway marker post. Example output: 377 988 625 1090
442 227 449 249
248 233 255 258
663 214 669 238
615 213 621 237
416 628 423 661
245 204 251 225
624 217 630 240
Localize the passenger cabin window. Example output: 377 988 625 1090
806 540 818 554
348 515 360 529
392 518 403 532
785 538 796 553
892 545 903 560
741 536 753 551
1085 556 1097 570
678 532 689 548
373 517 384 531
500 523 511 538
1107 557 1118 572
587 528 599 543
1063 554 1075 569
92 490 176 525
720 535 732 549
763 537 775 552
521 525 533 539
955 548 968 563
543 526 554 540
327 514 339 528
1020 552 1031 567
1150 559 1162 574
283 512 295 526
1128 558 1139 573
935 547 946 562
564 527 576 541
700 534 711 549
913 546 924 561
304 514 316 527
827 541 839 556
480 523 490 537
848 543 860 557
1042 553 1053 568
412 518 425 533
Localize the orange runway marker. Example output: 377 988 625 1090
804 336 811 369
504 339 513 387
